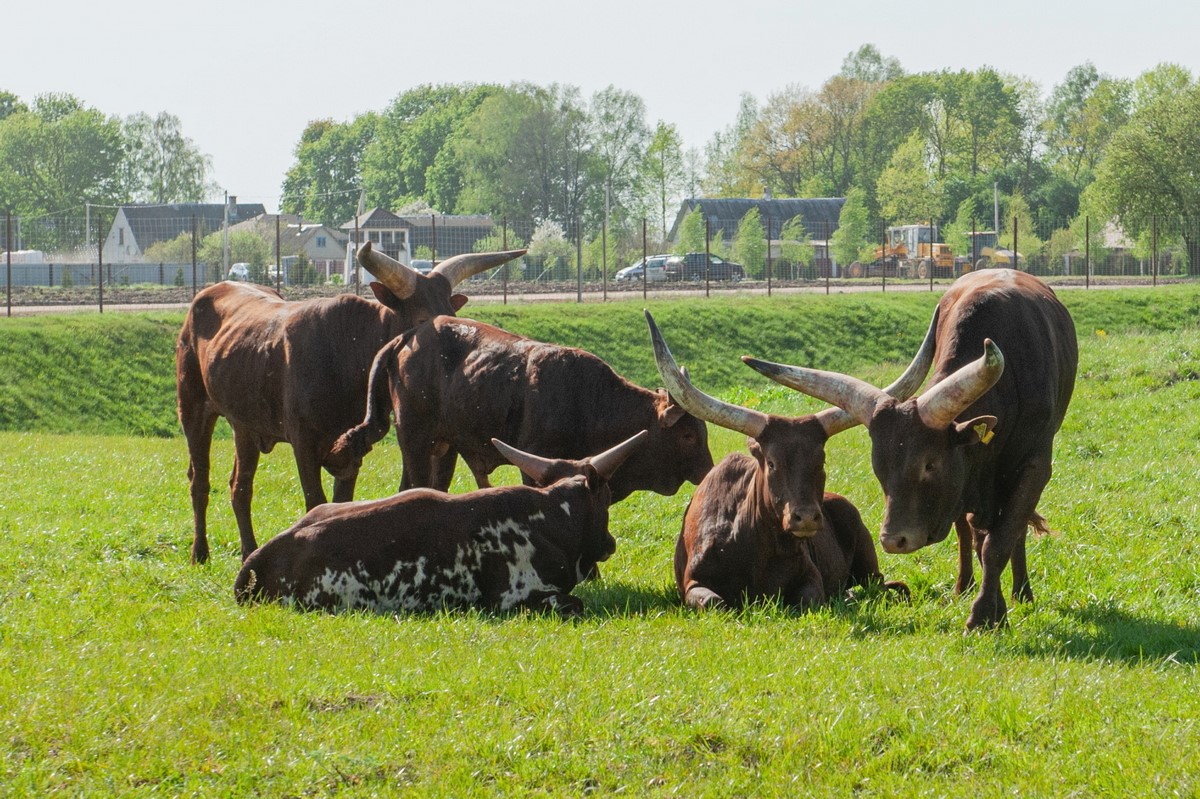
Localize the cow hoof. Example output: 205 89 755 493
545 594 584 618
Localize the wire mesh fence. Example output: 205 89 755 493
3 205 1197 315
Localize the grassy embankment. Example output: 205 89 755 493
1 285 1199 795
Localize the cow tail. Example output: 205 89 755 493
330 335 405 462
1028 510 1055 537
233 566 258 604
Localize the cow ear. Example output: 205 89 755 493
451 293 469 312
584 463 603 491
747 438 764 463
656 389 686 428
368 281 395 305
953 415 998 446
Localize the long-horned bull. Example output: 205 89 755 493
233 431 647 616
330 316 713 503
176 242 525 564
646 309 937 610
744 269 1078 629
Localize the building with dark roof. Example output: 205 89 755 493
667 197 845 243
102 200 267 263
338 208 496 263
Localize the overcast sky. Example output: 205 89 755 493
6 0 1198 212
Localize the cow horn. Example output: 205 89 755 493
433 249 527 288
491 438 559 486
358 241 419 300
645 310 768 438
915 339 1004 429
587 430 649 480
741 357 887 429
809 304 940 436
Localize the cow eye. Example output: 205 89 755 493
767 459 776 470
924 461 936 474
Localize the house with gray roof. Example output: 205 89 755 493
102 200 267 263
338 208 496 264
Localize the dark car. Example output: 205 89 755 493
665 253 745 282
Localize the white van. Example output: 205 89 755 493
227 263 251 281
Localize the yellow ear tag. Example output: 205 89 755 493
974 423 995 444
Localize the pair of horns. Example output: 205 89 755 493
645 307 941 439
490 430 648 486
744 325 1004 430
358 241 527 299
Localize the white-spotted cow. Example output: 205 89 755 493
233 431 647 616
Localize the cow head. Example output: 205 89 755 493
641 388 713 495
358 241 526 329
492 430 648 576
743 337 1003 554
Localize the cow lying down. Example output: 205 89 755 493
647 311 913 610
234 431 647 617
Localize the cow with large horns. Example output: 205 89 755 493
330 316 713 503
234 431 647 616
176 242 525 564
743 269 1077 629
645 310 936 610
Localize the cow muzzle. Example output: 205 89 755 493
879 528 930 554
785 506 823 538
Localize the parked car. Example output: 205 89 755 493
665 253 745 282
226 262 251 282
410 258 434 275
614 254 669 283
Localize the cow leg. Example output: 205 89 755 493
292 441 330 512
230 428 264 561
967 460 1051 630
182 410 218 565
330 475 357 504
398 431 438 490
954 515 976 596
1010 530 1032 603
433 449 461 492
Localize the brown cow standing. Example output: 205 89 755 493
330 316 713 503
744 269 1078 629
176 243 524 564
645 311 935 610
234 431 647 616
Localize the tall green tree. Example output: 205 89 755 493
732 207 766 277
875 131 942 223
1087 71 1200 274
361 84 499 213
590 85 650 227
674 205 706 254
830 187 873 266
121 112 216 203
280 114 377 226
640 121 685 239
453 83 596 228
0 93 124 218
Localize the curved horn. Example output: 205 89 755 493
645 310 768 438
741 357 887 429
491 437 558 486
883 304 940 400
587 430 649 480
916 339 1004 428
358 240 419 300
748 305 941 436
433 249 527 288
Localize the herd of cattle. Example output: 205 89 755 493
176 243 1078 630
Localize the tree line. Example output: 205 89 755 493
4 44 1200 273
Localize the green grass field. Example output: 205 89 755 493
2 286 1199 796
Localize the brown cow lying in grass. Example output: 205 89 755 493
234 431 646 617
646 311 923 610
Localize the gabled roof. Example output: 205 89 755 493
338 207 402 231
668 198 846 242
397 214 493 228
120 202 267 251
